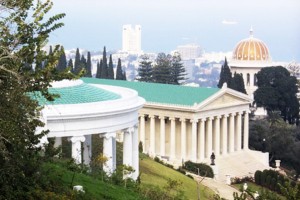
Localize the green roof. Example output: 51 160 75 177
82 78 219 107
32 83 121 105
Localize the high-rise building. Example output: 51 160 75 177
122 24 142 55
176 44 202 60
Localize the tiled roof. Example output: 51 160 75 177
32 83 121 105
82 78 219 107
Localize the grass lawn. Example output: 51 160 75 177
139 155 214 200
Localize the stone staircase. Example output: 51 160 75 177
206 150 271 183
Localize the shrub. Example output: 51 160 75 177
183 161 214 178
254 170 262 185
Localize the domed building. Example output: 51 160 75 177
230 28 273 101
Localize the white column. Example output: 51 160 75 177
103 132 116 175
170 117 176 160
83 135 92 165
70 136 86 164
198 118 206 161
221 115 228 155
180 118 186 161
206 117 213 158
54 137 62 148
159 116 166 157
131 125 139 180
139 114 146 153
190 119 197 162
236 112 242 151
214 116 220 156
243 111 249 150
229 113 235 153
149 115 156 156
123 128 133 168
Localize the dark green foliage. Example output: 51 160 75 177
123 70 127 80
67 58 74 72
86 51 92 77
108 54 114 79
218 57 232 88
231 72 247 94
57 46 67 72
96 60 102 78
138 141 143 153
100 46 108 78
116 58 124 80
74 48 82 74
153 53 172 84
254 170 262 185
170 52 187 84
183 161 214 178
137 54 153 82
254 66 299 124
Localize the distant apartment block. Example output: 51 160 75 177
122 24 142 55
176 44 202 60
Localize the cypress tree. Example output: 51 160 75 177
67 58 73 73
107 54 114 79
170 52 186 85
80 54 88 76
217 57 232 88
100 46 108 78
57 46 67 72
231 72 247 94
86 51 92 77
96 60 103 78
137 55 153 82
74 48 81 74
116 58 124 80
123 70 127 80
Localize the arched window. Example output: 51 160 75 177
247 73 250 86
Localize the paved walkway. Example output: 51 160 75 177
189 173 241 200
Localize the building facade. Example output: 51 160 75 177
122 24 142 55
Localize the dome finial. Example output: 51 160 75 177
249 26 254 38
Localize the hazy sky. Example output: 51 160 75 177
49 0 300 62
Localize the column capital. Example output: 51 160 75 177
123 127 135 134
159 116 165 120
179 118 186 122
190 119 198 123
70 136 86 143
149 115 155 119
230 113 236 117
214 115 221 120
169 117 176 121
139 113 145 118
200 118 206 122
223 114 229 118
103 132 116 139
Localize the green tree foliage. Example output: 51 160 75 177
137 54 153 82
170 52 186 85
57 46 67 72
74 48 81 74
116 58 124 80
231 72 247 94
96 60 102 78
108 54 114 79
249 116 300 176
254 66 299 124
100 46 108 79
123 70 127 80
67 58 73 72
80 54 87 71
86 51 92 77
152 53 172 84
218 57 232 88
0 0 76 198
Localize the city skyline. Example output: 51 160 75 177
49 0 300 62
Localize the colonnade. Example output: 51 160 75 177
54 125 139 180
139 111 249 163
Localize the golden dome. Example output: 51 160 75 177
232 29 270 61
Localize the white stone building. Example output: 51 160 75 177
37 79 145 180
122 24 142 55
83 78 270 181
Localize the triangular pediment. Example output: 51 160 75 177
197 89 252 111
